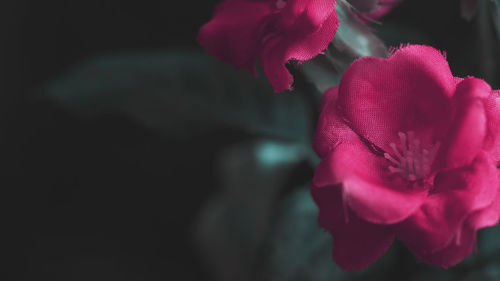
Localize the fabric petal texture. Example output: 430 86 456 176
314 138 428 224
395 153 498 255
484 90 500 163
415 223 476 268
311 183 395 270
313 87 359 158
312 44 500 270
337 45 455 153
435 78 489 171
197 0 271 74
198 0 338 92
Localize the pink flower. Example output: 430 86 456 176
197 0 339 93
311 45 500 270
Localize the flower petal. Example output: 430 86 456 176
314 137 428 224
337 45 455 153
415 224 476 268
331 212 395 271
310 184 394 270
310 182 344 230
284 0 336 28
343 174 427 225
435 78 488 170
467 169 500 229
484 90 500 163
261 2 338 92
313 87 359 158
416 182 500 267
419 171 500 267
395 153 498 254
197 0 271 74
285 11 338 61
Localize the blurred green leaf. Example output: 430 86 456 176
299 54 343 94
454 262 500 281
193 140 314 281
478 224 500 258
491 0 500 41
407 268 457 281
334 0 387 58
262 188 340 281
264 190 395 281
42 51 313 142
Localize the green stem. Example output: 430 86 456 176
478 0 495 82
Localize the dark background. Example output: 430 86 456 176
0 1 488 280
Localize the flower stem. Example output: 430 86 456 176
477 0 495 83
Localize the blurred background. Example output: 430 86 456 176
1 0 500 280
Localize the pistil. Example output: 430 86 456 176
384 132 440 181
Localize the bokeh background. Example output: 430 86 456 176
1 0 500 280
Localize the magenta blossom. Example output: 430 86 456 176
311 45 500 270
197 0 339 93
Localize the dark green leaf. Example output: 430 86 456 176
491 0 500 41
193 140 313 281
261 188 343 281
491 0 500 42
455 263 500 281
479 224 500 258
407 268 457 281
42 51 313 142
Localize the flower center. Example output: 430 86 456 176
383 132 440 181
276 0 287 9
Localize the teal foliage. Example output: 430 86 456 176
43 51 313 143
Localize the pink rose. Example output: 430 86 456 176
311 44 500 270
197 0 339 93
